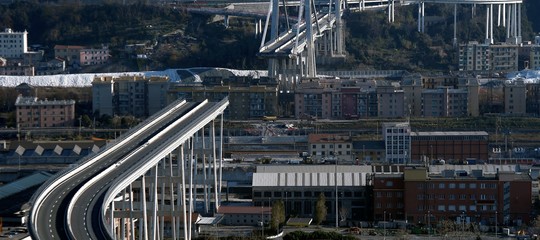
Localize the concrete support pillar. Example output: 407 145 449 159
513 3 517 39
421 2 424 33
219 114 224 202
201 128 208 214
502 3 506 27
152 165 158 240
180 144 188 240
497 4 501 26
111 201 115 240
518 3 521 43
490 4 493 44
417 2 421 32
168 154 177 240
506 4 511 39
453 4 457 47
212 120 219 212
129 184 135 240
304 0 316 77
335 0 344 55
141 173 149 240
188 138 193 240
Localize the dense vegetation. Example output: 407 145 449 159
345 1 540 71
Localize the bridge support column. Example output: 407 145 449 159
502 3 506 27
485 4 493 44
224 15 229 28
387 0 394 23
417 2 424 33
453 4 457 47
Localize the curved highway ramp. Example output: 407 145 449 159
28 98 229 240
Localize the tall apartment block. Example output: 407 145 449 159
0 28 28 59
459 42 490 71
92 75 169 117
459 42 519 73
383 122 411 164
504 79 526 115
15 96 75 128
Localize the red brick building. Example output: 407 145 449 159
410 131 489 163
373 173 405 221
402 167 532 227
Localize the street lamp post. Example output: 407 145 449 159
335 152 338 230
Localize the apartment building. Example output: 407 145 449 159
92 75 169 117
503 79 527 115
526 82 540 116
295 78 336 119
459 42 519 73
54 45 110 67
383 122 411 164
308 134 352 163
459 42 490 71
15 96 75 128
377 85 405 118
420 74 459 89
0 61 34 76
491 44 519 72
0 28 28 59
168 76 278 120
402 167 532 227
421 87 468 117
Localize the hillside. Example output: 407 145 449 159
0 1 538 72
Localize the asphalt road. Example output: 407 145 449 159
30 102 198 240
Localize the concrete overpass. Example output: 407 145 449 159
28 98 229 240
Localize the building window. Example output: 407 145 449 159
459 183 466 189
439 183 445 189
470 183 477 189
448 205 456 211
449 183 456 189
438 205 445 211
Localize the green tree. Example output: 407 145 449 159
270 200 285 233
314 193 327 225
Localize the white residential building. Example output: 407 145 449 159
0 28 28 59
383 122 411 164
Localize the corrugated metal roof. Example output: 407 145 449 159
0 171 52 200
256 165 373 173
253 172 368 187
